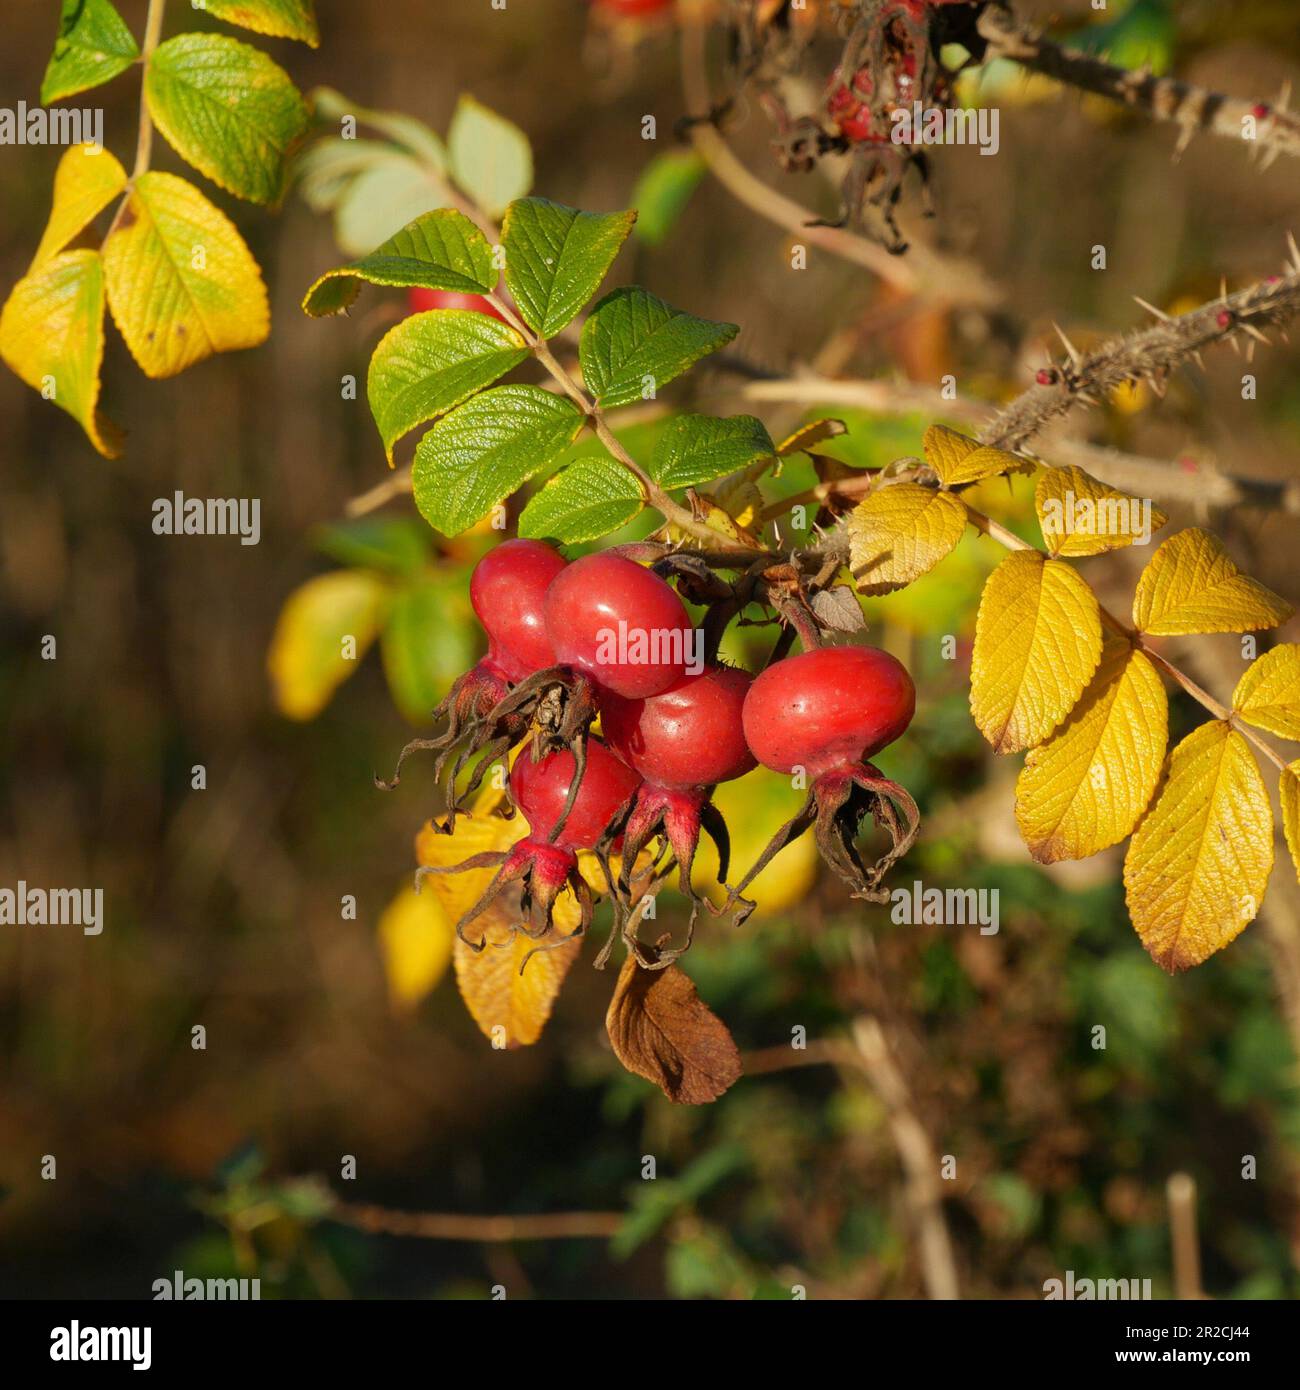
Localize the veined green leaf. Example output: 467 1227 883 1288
145 33 309 205
42 0 139 105
303 208 496 316
412 385 583 536
519 455 644 544
447 96 532 218
579 287 737 408
368 308 529 464
651 413 774 490
501 198 635 339
203 0 320 47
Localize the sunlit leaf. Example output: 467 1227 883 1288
1231 644 1300 741
1035 464 1167 557
377 882 455 1011
847 482 967 595
518 453 644 544
41 0 139 105
202 0 320 47
651 414 775 490
31 143 127 270
1132 528 1294 636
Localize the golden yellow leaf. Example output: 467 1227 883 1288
266 570 390 719
414 811 525 924
377 882 455 1011
1282 763 1300 887
924 424 1024 486
776 418 846 456
0 248 122 458
923 423 978 479
1232 644 1300 741
31 143 127 270
1132 528 1294 636
102 171 269 379
971 550 1103 754
452 905 582 1049
1034 464 1167 557
1015 641 1167 861
1123 720 1273 972
847 482 967 595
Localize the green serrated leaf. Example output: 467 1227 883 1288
42 0 139 105
312 517 431 576
302 209 495 316
368 309 528 464
632 150 706 247
381 574 479 722
651 413 774 490
579 287 737 408
145 34 309 205
202 0 320 47
413 385 583 537
447 96 532 218
519 455 644 544
501 198 635 339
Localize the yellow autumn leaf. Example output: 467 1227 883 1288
1123 720 1272 972
1034 464 1167 557
1132 528 1294 636
31 143 127 270
847 482 967 595
102 171 269 379
377 882 455 1011
923 423 978 479
267 570 390 719
971 550 1103 754
0 248 123 458
452 904 582 1049
924 424 1024 487
414 810 525 925
1232 644 1300 741
776 418 847 456
1015 641 1167 862
1282 763 1300 886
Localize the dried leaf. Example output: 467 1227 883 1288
811 584 866 632
606 945 742 1104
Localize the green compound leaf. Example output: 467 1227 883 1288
447 96 532 219
303 208 497 316
42 0 139 105
501 198 635 339
651 413 775 490
202 0 320 47
145 33 309 205
412 385 584 537
579 287 737 409
368 309 529 465
519 454 644 544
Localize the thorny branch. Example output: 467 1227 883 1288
979 2 1300 166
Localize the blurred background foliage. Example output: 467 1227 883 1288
2 0 1300 1299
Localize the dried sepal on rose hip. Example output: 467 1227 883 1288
417 737 640 952
729 645 919 911
599 663 756 960
377 538 568 826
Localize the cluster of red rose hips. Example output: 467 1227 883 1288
389 538 920 971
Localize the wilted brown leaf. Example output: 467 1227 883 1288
605 943 742 1104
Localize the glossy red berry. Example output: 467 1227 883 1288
544 553 696 698
470 539 567 684
406 287 506 323
511 738 641 850
601 665 755 790
743 646 915 778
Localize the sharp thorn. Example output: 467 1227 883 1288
1133 295 1169 322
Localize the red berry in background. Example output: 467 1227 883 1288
511 738 640 851
406 287 506 323
743 646 915 778
601 665 755 790
590 0 674 17
470 538 567 683
544 553 696 698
